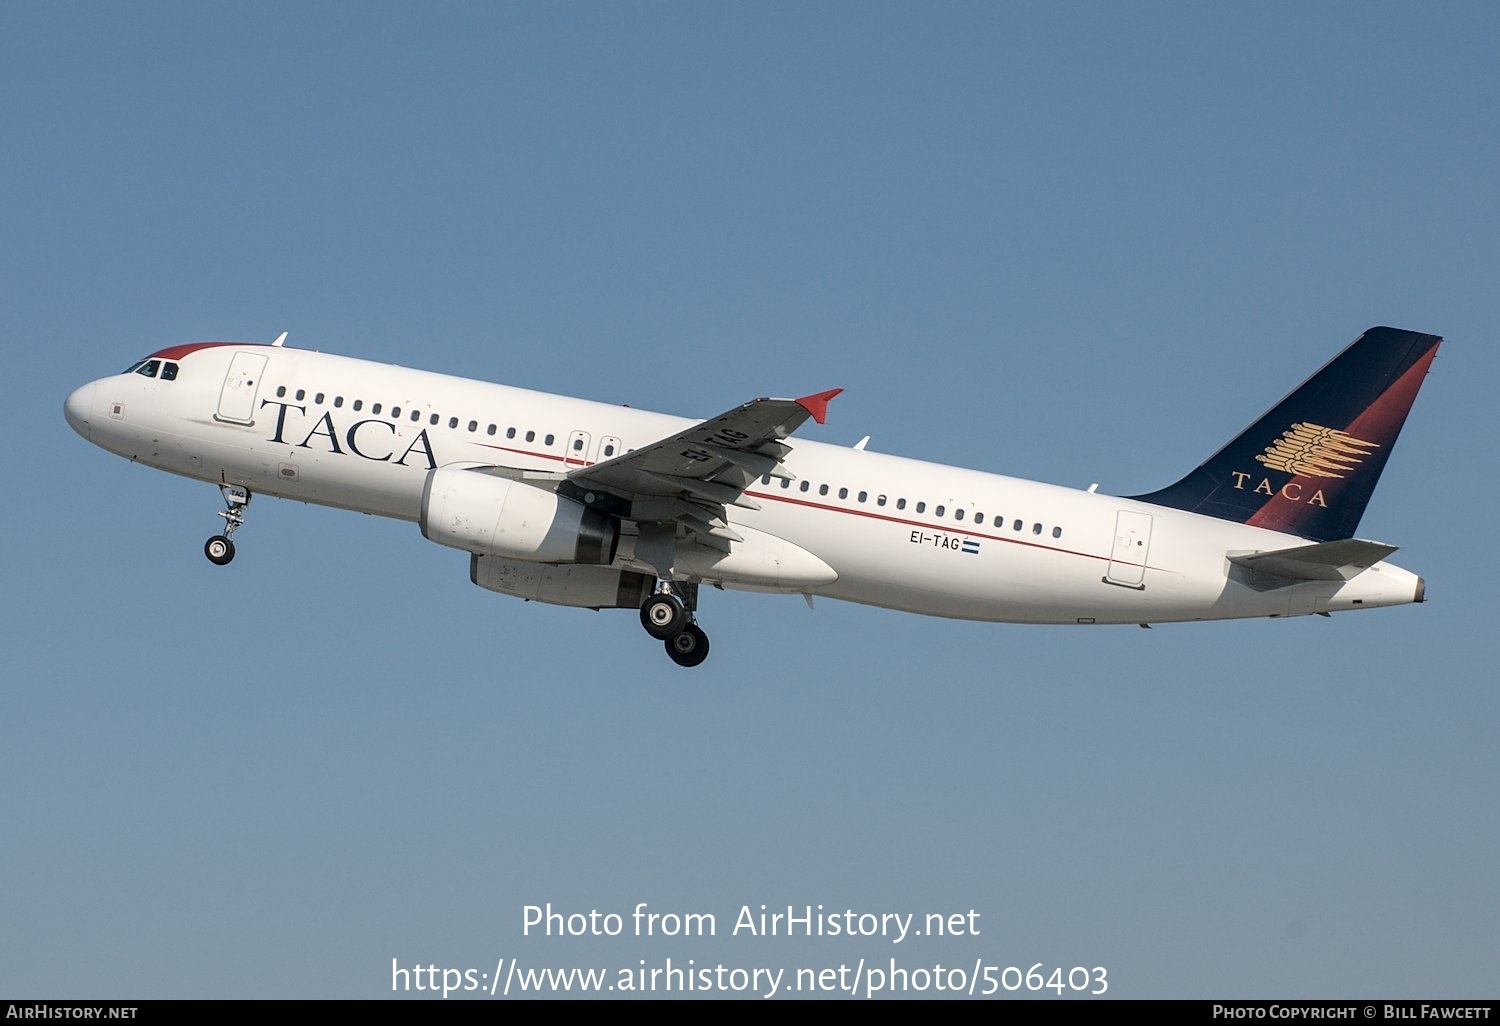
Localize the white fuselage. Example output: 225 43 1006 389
64 343 1425 625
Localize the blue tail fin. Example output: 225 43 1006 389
1127 326 1441 541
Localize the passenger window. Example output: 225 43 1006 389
800 481 810 492
525 430 535 442
819 484 829 496
353 400 363 412
487 424 497 435
160 362 179 381
314 392 325 404
896 498 906 510
276 385 287 397
295 389 306 401
935 505 945 517
916 502 926 513
448 417 458 428
974 513 985 525
838 487 849 499
410 410 420 422
335 397 344 408
781 478 791 489
574 438 585 452
954 509 965 521
468 420 478 432
603 443 615 456
1052 526 1062 538
391 406 401 418
857 491 867 503
1033 523 1043 534
507 427 516 439
877 495 886 506
430 414 439 425
544 434 555 446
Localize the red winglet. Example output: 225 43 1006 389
794 388 843 425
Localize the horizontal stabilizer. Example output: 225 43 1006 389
1228 538 1398 582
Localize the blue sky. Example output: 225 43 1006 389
4 1 1496 1000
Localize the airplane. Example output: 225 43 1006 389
64 325 1440 667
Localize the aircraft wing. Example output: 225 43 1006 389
561 388 841 549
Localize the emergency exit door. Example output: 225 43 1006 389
1105 510 1153 589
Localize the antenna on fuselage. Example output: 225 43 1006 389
271 331 288 347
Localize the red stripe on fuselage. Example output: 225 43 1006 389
470 443 1107 562
462 444 1115 567
743 489 1111 565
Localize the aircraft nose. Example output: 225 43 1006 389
64 381 98 439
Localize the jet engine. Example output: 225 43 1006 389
420 466 618 564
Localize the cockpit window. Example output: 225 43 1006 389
122 358 179 380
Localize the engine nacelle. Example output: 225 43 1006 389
421 467 618 564
471 555 654 609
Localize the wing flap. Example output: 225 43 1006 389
695 443 794 480
636 471 764 509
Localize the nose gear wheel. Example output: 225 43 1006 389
205 484 251 566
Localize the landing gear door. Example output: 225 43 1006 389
1105 510 1153 589
216 351 269 425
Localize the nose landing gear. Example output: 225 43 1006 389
204 484 250 566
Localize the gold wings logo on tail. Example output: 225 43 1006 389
1255 423 1380 479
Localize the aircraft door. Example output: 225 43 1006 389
565 430 591 467
1105 510 1153 589
216 352 269 425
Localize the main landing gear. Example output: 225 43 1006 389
640 581 710 668
204 484 250 566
